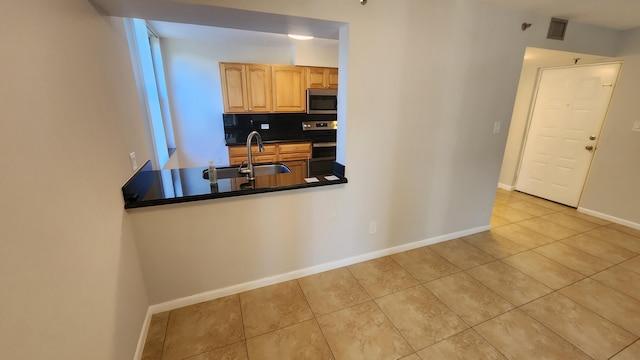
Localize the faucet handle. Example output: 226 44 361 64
238 160 249 174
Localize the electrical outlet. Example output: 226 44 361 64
369 221 377 234
493 121 501 134
129 152 138 171
633 120 640 132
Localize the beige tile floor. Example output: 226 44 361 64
142 189 640 360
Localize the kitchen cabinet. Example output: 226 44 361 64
278 142 312 184
307 67 338 90
227 142 311 184
228 144 277 165
220 63 272 113
271 66 307 112
278 142 312 161
279 160 308 186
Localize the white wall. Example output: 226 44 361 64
161 37 338 168
294 43 339 67
498 47 614 188
580 28 640 224
0 1 149 359
122 0 624 305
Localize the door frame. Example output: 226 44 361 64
513 61 623 207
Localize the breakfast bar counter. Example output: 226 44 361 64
122 161 347 209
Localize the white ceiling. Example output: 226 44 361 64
479 0 640 30
94 0 640 44
148 21 339 48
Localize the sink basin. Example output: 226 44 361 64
203 163 291 180
252 163 291 176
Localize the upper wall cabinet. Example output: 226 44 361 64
307 67 338 90
271 66 307 112
220 63 272 113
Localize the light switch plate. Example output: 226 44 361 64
369 221 377 234
633 120 640 132
493 121 501 134
129 152 138 171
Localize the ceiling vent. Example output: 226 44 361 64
547 18 568 40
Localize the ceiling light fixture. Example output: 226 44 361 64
288 34 314 40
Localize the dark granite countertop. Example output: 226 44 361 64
225 139 311 146
122 161 347 209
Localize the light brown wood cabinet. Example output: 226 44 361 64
228 144 278 165
271 66 307 112
219 63 271 113
220 63 337 114
279 160 308 186
227 142 311 184
278 142 312 160
307 67 338 90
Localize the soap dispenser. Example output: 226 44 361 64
209 160 218 188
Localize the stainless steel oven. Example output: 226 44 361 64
302 120 337 176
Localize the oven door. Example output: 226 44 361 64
302 121 337 176
308 142 336 176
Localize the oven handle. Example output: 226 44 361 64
312 142 337 148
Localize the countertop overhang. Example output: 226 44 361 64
122 161 347 209
224 138 311 146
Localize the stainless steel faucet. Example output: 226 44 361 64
239 131 264 180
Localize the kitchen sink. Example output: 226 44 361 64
203 163 290 180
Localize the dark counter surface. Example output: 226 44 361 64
122 161 347 209
225 138 311 146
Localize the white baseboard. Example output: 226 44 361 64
134 224 490 356
133 307 153 360
497 183 515 191
577 207 640 230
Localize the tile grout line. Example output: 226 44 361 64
159 311 171 360
472 307 597 360
345 257 428 355
607 339 640 359
369 287 421 356
236 294 248 359
293 279 338 360
517 291 634 360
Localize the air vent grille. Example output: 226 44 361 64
547 18 568 40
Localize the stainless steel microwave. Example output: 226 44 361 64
306 89 337 114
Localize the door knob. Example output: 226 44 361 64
585 145 594 151
589 135 596 140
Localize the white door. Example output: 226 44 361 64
516 63 620 207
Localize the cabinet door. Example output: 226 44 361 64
307 67 327 89
220 63 248 113
327 68 339 90
306 67 339 90
253 154 278 164
278 142 312 161
279 160 308 186
229 144 278 165
230 176 277 190
246 64 272 112
272 66 307 112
